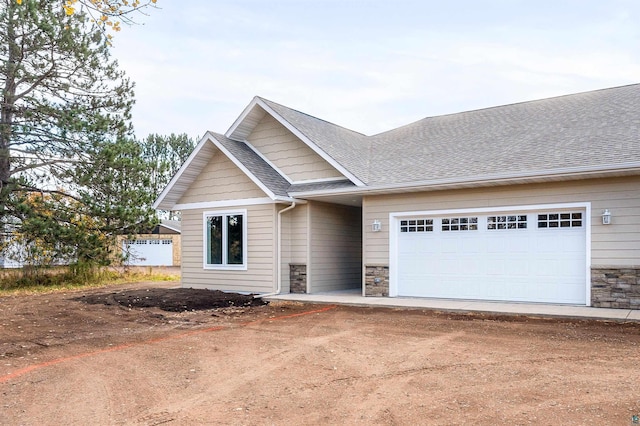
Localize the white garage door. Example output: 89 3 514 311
396 208 587 304
123 239 173 266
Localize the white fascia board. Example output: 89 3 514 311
254 98 365 187
225 96 262 139
289 162 640 198
243 140 293 184
152 133 213 210
159 223 181 233
205 131 278 201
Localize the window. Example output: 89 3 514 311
400 218 433 232
538 212 582 228
442 217 478 231
488 215 527 230
204 210 247 269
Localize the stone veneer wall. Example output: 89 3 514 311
365 265 389 296
289 264 307 294
591 267 640 309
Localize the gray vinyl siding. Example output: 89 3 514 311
247 114 344 182
363 176 640 267
177 149 266 205
279 203 308 292
181 204 277 293
309 202 362 292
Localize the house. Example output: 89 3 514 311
154 84 640 309
121 220 181 266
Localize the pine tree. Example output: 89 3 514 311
140 133 196 220
0 0 156 270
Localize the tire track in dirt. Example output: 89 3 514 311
326 352 633 385
0 305 337 384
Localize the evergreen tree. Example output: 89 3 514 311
140 133 196 219
0 0 156 269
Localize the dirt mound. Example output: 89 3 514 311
74 288 267 312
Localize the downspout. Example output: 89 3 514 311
255 202 296 298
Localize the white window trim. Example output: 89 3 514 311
388 202 591 304
203 209 248 271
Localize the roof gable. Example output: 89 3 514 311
153 132 292 210
175 146 266 206
245 113 346 183
154 135 217 210
227 97 367 186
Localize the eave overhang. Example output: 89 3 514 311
288 162 640 200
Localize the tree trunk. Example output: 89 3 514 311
0 5 17 187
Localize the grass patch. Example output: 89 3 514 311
0 266 180 295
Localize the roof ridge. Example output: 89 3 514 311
257 96 368 137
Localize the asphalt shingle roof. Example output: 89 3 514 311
211 133 291 198
288 180 357 194
366 84 640 185
214 132 359 196
155 84 640 209
222 84 640 197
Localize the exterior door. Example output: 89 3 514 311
395 208 587 304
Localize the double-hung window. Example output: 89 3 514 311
203 210 247 269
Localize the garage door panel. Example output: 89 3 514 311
440 258 459 274
439 238 458 253
461 237 484 253
462 257 486 275
505 237 530 253
124 239 173 266
502 257 529 276
396 208 587 304
535 234 562 252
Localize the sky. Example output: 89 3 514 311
111 0 640 140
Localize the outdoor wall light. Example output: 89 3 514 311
602 209 612 225
372 220 382 232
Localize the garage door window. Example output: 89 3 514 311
538 212 582 228
204 211 247 269
488 215 527 230
442 217 478 231
400 219 433 232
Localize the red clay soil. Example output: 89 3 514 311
1 281 640 425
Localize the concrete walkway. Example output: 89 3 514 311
265 290 640 322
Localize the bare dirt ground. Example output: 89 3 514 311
1 281 640 425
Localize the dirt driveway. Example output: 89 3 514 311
1 282 640 425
